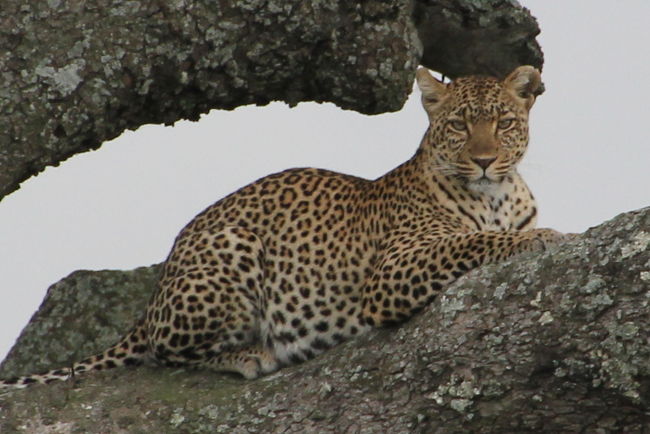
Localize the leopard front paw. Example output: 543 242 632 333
517 228 572 253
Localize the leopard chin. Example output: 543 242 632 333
467 177 501 193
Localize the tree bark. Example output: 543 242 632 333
0 0 542 201
2 208 649 433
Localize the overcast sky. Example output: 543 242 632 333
1 1 649 363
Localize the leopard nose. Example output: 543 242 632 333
472 157 496 170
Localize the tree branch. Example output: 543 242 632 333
0 0 541 201
2 208 648 432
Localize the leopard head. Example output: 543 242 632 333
416 66 542 187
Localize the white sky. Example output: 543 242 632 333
1 1 649 362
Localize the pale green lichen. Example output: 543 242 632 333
584 292 614 311
450 398 472 413
620 231 650 259
169 408 186 428
581 275 606 294
538 311 553 325
493 282 507 300
34 60 85 96
67 37 91 58
430 373 482 416
439 288 473 323
529 289 542 307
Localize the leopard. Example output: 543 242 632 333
1 65 568 390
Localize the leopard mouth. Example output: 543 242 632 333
472 177 495 186
465 174 502 191
468 173 498 184
475 177 493 184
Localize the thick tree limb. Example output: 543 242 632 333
0 0 541 201
414 0 543 79
2 208 648 432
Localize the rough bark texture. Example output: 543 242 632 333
0 0 542 202
414 0 543 79
2 207 649 433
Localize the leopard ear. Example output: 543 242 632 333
504 65 542 110
416 67 447 114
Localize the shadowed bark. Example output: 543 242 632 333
0 0 541 201
2 208 649 432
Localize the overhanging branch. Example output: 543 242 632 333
0 0 541 202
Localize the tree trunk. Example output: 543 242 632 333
0 0 542 201
2 208 649 433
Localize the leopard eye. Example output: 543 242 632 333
497 118 515 130
448 120 467 132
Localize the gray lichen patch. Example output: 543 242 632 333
620 231 650 259
34 60 85 96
